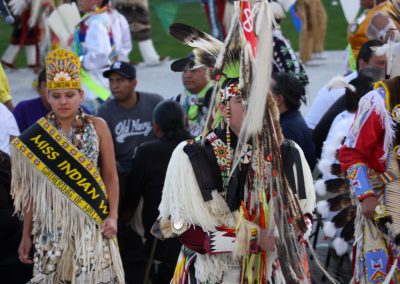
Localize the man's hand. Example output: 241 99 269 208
101 217 118 239
361 195 380 219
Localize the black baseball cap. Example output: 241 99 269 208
103 61 136 79
171 53 196 72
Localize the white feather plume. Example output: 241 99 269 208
239 0 273 137
333 237 349 256
316 200 330 218
323 221 337 238
326 75 356 92
314 179 327 196
317 159 333 178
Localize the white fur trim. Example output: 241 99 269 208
314 179 327 196
332 129 346 145
333 237 348 256
316 200 330 218
317 159 333 178
323 221 337 238
323 144 338 161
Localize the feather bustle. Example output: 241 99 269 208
332 205 357 228
328 193 352 211
325 178 350 193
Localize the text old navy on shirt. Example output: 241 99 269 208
115 119 152 143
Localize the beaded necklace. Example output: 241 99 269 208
47 108 87 150
207 130 253 190
207 131 233 190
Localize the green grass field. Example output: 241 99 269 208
0 0 349 67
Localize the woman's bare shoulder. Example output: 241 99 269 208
90 116 110 138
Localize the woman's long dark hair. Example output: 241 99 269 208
153 100 191 142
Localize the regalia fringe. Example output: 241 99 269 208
159 141 233 232
11 147 125 284
263 97 309 282
194 253 237 283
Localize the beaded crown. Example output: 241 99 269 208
46 48 81 90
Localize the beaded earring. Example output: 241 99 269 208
226 99 232 174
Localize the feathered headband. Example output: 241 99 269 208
169 24 240 83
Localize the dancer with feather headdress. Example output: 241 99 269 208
151 1 330 283
0 0 51 70
338 1 400 282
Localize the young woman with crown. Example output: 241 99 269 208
12 48 125 284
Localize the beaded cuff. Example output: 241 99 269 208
347 163 375 200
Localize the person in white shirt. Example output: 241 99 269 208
72 0 132 113
0 103 19 155
109 8 132 62
306 39 386 130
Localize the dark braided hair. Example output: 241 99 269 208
271 72 306 111
153 100 192 141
